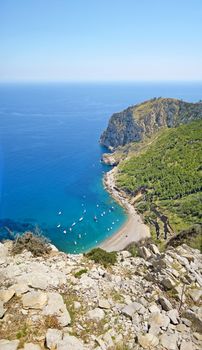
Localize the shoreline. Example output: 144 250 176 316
99 167 150 252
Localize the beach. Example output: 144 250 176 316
99 168 150 252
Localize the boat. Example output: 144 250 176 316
58 211 62 215
78 234 81 238
94 216 98 221
83 209 86 214
79 217 83 222
63 230 67 234
74 241 77 245
72 222 76 227
69 227 72 231
57 224 61 228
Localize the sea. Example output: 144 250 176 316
0 82 201 253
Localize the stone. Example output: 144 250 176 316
98 298 110 309
176 323 187 332
24 344 41 350
0 339 19 350
43 292 71 327
138 333 159 348
87 308 105 321
167 309 180 325
150 244 160 256
149 304 160 313
0 289 15 303
22 291 47 309
161 277 176 290
188 288 202 302
180 341 193 350
160 333 178 350
193 332 202 341
121 251 132 259
0 301 6 318
57 335 83 350
74 301 81 310
45 328 62 349
122 302 145 319
182 310 202 333
138 247 152 260
12 283 30 296
158 296 173 311
149 312 170 329
28 273 49 290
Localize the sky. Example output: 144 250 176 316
0 0 202 82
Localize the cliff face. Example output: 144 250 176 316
100 98 202 149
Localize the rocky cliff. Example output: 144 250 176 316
0 240 202 350
100 98 202 149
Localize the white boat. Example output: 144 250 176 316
83 209 86 214
57 224 61 228
63 230 67 234
72 222 76 227
69 227 72 231
58 211 62 215
79 217 83 222
74 241 77 245
78 234 81 238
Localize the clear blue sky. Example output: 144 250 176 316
0 0 202 82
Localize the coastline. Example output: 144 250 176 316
99 167 150 252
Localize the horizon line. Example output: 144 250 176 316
0 79 202 84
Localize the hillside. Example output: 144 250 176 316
100 98 202 149
0 238 202 350
115 120 202 238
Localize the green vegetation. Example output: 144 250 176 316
74 268 88 278
166 225 202 253
116 120 202 234
12 232 51 257
85 248 117 267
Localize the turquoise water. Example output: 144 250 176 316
0 82 201 253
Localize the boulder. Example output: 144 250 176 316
180 341 193 350
161 277 176 290
167 309 180 325
42 292 71 327
188 288 202 302
87 308 105 321
22 291 47 309
122 302 145 319
149 312 170 330
160 333 178 350
0 339 19 350
98 298 110 309
45 328 62 349
137 333 159 348
57 335 83 350
0 289 15 303
12 283 30 296
24 344 41 350
0 301 6 318
150 244 160 256
138 247 152 260
158 296 173 311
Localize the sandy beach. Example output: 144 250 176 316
99 168 150 252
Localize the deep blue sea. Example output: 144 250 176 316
0 82 201 253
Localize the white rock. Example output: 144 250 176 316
98 298 110 309
0 339 19 350
158 296 173 311
138 247 152 260
161 277 176 290
12 283 30 296
57 335 83 350
0 301 6 318
42 292 71 327
0 289 15 303
87 308 105 321
167 309 180 325
188 288 202 302
149 304 160 313
160 333 178 350
24 343 41 350
180 341 193 350
22 291 47 309
45 328 62 349
122 302 145 319
138 333 159 348
149 312 170 330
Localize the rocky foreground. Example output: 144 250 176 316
0 241 202 350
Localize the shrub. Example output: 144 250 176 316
74 268 88 278
125 242 139 257
12 231 51 257
85 248 117 267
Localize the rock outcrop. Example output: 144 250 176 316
0 241 201 349
100 98 202 149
